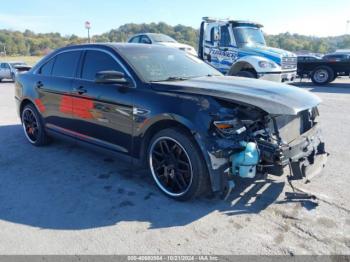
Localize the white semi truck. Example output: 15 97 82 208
198 17 297 83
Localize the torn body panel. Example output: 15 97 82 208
198 103 327 194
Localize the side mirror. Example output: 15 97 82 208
214 32 220 41
95 71 131 86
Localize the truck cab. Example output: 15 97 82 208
198 17 297 83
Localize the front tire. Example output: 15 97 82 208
235 70 256 79
311 66 334 85
21 104 50 146
148 128 209 201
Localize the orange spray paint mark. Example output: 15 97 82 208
59 95 94 119
34 98 46 113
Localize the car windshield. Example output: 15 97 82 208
151 34 177 43
122 47 222 82
233 27 266 47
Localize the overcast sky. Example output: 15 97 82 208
0 0 349 37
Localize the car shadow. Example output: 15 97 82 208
0 124 289 230
293 80 350 94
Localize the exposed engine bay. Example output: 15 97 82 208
208 99 328 195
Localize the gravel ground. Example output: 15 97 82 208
0 78 349 255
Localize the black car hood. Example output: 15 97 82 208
152 76 321 115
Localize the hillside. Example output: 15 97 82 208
0 22 349 56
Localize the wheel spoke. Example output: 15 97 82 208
161 140 170 154
176 170 187 188
171 172 185 191
153 149 163 157
171 143 180 154
32 128 39 137
177 159 190 169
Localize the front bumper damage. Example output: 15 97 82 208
258 124 327 181
203 123 327 195
258 71 297 83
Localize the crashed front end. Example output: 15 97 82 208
204 101 327 193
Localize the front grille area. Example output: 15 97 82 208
274 115 301 143
281 56 297 70
270 109 315 143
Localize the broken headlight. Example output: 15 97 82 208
213 119 247 135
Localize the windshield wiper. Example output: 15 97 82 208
151 76 191 82
206 74 222 77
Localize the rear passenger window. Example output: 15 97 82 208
81 50 125 81
39 59 55 76
52 51 81 78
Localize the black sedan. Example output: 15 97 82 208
15 44 327 201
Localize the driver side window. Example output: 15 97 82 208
220 26 231 47
140 36 152 44
81 50 125 81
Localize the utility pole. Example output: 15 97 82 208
0 42 6 56
85 21 91 43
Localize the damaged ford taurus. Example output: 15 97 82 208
15 44 327 200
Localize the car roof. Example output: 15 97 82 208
31 43 180 71
56 42 178 53
202 17 263 28
325 52 350 56
131 33 168 37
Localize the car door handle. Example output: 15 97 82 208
73 86 87 95
36 81 44 89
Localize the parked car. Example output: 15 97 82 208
297 55 322 63
0 61 31 82
15 44 327 201
297 52 350 85
297 55 322 78
128 33 197 56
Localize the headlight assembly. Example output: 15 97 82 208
258 61 277 68
213 119 246 135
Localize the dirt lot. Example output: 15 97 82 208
0 78 349 255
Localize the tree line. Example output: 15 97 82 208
0 22 349 56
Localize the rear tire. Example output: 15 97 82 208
311 66 334 85
21 104 50 146
329 75 338 83
235 70 256 79
148 128 209 201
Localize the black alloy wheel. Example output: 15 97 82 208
21 104 50 146
148 128 209 200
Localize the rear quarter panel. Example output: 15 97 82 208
15 73 39 117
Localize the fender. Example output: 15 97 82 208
136 112 224 192
138 113 199 137
228 55 282 75
17 96 43 118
